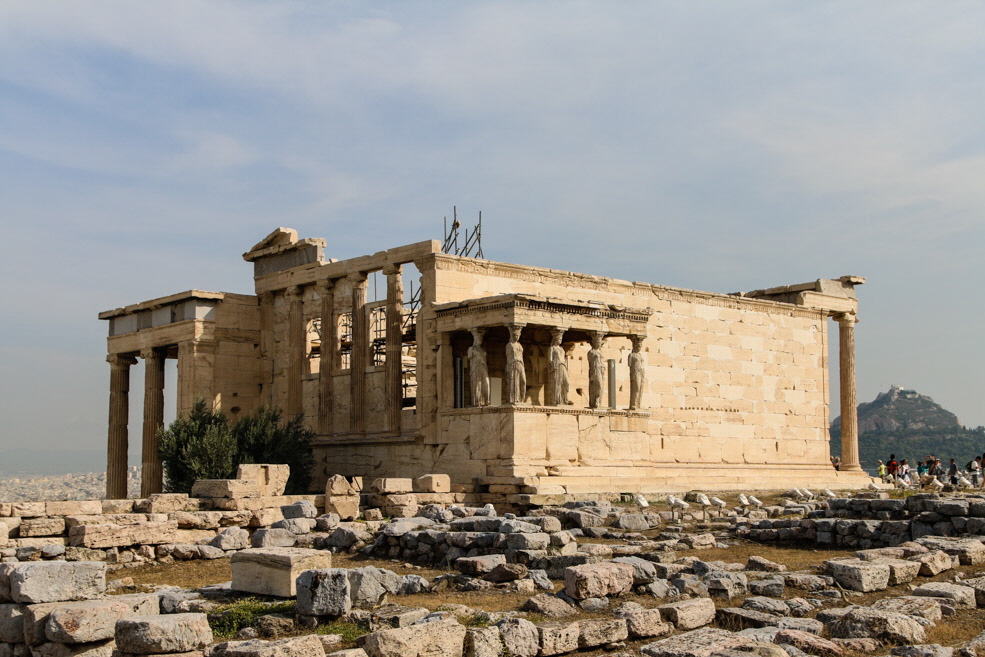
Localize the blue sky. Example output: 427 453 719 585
1 1 984 465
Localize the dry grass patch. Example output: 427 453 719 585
679 541 856 572
124 558 232 590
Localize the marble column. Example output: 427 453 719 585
140 347 165 497
349 272 368 433
286 286 304 417
383 264 404 433
106 353 136 499
317 279 337 434
837 313 862 472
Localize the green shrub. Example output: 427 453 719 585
158 399 236 493
158 401 315 494
232 406 315 494
207 598 296 639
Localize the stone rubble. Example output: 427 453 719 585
10 476 985 657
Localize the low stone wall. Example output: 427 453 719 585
0 470 465 567
735 493 985 548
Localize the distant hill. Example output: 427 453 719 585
831 385 985 471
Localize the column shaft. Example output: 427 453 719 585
349 273 369 433
286 286 304 417
838 314 862 471
384 265 404 433
140 348 165 496
318 280 337 434
106 354 136 499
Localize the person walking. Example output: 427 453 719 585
948 458 959 486
971 457 981 487
887 454 899 481
877 460 887 481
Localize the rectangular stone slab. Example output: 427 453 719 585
67 522 177 548
231 548 333 597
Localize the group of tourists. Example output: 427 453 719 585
877 452 985 488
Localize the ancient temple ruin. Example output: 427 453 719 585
99 227 870 500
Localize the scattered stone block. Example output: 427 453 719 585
68 522 177 549
231 548 333 598
297 569 351 618
8 562 105 603
347 567 401 608
537 621 580 656
620 608 673 639
829 607 926 645
913 582 976 608
825 559 890 592
465 626 502 657
281 501 318 520
19 519 66 538
496 617 538 657
414 475 450 494
211 528 251 551
251 529 296 549
658 598 716 630
746 556 786 572
370 479 413 494
134 494 191 514
911 550 952 576
872 558 921 585
457 555 506 576
578 618 628 648
773 629 844 657
522 594 576 618
325 475 354 496
360 617 465 657
563 562 634 600
237 464 290 497
46 594 158 643
370 606 429 629
11 503 45 518
324 497 359 522
715 607 777 630
191 479 261 499
115 613 213 653
872 597 943 622
641 627 753 657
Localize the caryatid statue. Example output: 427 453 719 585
548 327 569 406
504 323 526 404
468 327 490 406
628 335 646 410
587 331 606 409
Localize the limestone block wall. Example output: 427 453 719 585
420 255 836 495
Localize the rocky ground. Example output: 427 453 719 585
0 466 141 501
95 498 985 657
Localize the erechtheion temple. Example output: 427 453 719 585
99 227 871 501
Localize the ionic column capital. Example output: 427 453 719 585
382 263 402 277
107 353 137 369
348 271 368 285
316 278 337 294
835 312 857 326
140 347 162 361
285 285 303 300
